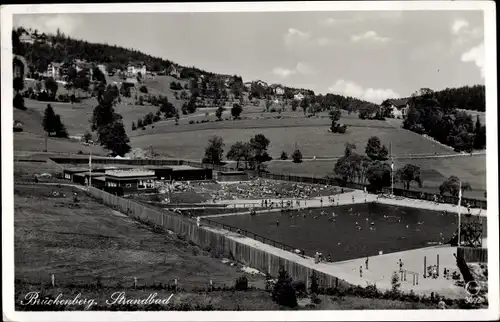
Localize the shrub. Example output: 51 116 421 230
270 107 277 113
189 120 195 124
14 93 26 110
292 149 303 163
310 271 319 294
139 85 148 94
235 276 249 291
280 151 288 160
131 122 137 131
272 267 298 308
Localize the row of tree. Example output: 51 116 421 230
203 134 272 171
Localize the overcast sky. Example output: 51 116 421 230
14 10 484 103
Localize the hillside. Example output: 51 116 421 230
13 27 382 112
384 85 485 112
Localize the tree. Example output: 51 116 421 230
395 164 423 190
300 98 309 115
43 104 58 135
473 116 486 150
187 97 197 114
250 134 272 166
366 161 391 191
280 151 288 160
365 136 389 161
44 77 58 98
92 67 106 84
91 87 131 156
226 141 253 169
13 77 24 93
231 103 242 119
83 131 92 142
265 99 272 113
53 115 68 138
439 176 472 197
137 119 144 128
203 136 225 165
292 149 303 163
99 120 131 156
329 108 346 133
344 142 356 157
310 271 319 294
291 99 299 112
272 267 297 308
175 112 180 126
215 106 224 121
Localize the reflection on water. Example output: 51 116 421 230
212 203 486 262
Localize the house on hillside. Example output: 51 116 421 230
127 63 147 78
44 62 62 80
271 84 285 96
167 65 181 78
244 81 252 91
19 30 35 44
386 98 410 119
293 93 305 101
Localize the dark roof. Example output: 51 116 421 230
219 171 247 175
388 98 409 107
63 167 89 173
106 175 156 181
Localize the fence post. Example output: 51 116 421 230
437 254 439 277
416 273 419 285
424 256 426 278
51 274 55 287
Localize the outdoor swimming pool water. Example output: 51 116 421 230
210 203 486 262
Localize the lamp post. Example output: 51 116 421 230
457 181 462 247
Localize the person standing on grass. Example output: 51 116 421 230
320 198 323 207
196 216 200 228
359 266 363 277
352 195 355 203
365 257 369 270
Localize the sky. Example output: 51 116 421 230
13 10 485 103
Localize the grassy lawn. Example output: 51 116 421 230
14 184 266 292
130 122 453 160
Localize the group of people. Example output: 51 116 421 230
212 179 340 202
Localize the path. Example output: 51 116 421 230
204 190 487 217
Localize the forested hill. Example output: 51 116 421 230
385 85 486 112
12 27 212 79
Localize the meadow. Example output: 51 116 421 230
14 184 266 290
130 122 452 160
210 203 486 262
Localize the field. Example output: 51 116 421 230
266 155 487 200
14 184 266 291
130 121 452 160
210 203 486 262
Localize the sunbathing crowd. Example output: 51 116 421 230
211 179 341 202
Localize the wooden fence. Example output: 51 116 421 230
87 187 352 290
457 247 488 263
